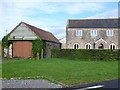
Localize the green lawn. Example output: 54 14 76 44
0 64 1 78
2 58 118 86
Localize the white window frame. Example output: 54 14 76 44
76 30 83 37
85 43 91 49
109 43 116 50
91 30 97 36
73 43 80 49
106 30 113 36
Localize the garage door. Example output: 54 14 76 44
13 41 32 58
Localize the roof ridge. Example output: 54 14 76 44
68 18 118 21
22 22 51 34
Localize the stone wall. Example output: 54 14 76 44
66 28 118 49
45 41 61 58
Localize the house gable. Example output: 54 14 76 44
8 22 38 40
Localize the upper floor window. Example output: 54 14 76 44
73 43 80 49
106 30 113 36
91 30 97 36
76 30 83 37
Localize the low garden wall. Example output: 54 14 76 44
51 49 119 60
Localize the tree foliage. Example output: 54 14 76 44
2 35 11 57
32 38 45 58
2 35 11 48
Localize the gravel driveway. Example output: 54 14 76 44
2 79 62 88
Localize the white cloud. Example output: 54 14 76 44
86 9 118 19
0 1 107 15
58 2 105 15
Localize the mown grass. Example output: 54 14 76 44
2 58 118 86
0 64 1 78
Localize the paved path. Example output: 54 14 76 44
2 79 119 89
72 79 119 89
2 79 62 88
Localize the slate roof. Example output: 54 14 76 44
67 18 119 28
23 22 60 43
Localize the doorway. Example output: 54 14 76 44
98 43 104 49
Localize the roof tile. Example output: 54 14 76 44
23 22 60 43
67 18 119 28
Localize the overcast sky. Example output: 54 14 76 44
0 0 119 40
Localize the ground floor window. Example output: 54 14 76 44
85 43 91 49
73 43 80 49
109 44 116 50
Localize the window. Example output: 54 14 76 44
73 43 80 49
106 30 113 36
85 43 91 49
91 30 97 36
76 30 83 37
109 44 116 50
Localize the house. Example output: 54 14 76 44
66 18 119 49
8 22 61 58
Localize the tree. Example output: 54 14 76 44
2 35 11 58
32 38 45 59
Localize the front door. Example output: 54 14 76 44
98 43 104 49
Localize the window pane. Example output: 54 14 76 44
106 30 113 36
76 30 83 36
110 45 112 50
91 30 97 36
74 44 79 49
89 45 90 49
76 31 79 36
113 45 115 50
86 45 88 49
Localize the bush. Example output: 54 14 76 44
51 49 118 61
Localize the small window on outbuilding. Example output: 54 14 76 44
13 36 15 39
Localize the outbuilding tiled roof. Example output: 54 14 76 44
23 22 60 43
67 18 119 28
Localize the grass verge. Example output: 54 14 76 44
2 58 118 86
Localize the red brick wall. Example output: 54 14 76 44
13 41 32 58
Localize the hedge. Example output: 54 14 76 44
51 49 119 60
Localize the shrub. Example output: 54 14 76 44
51 49 118 61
